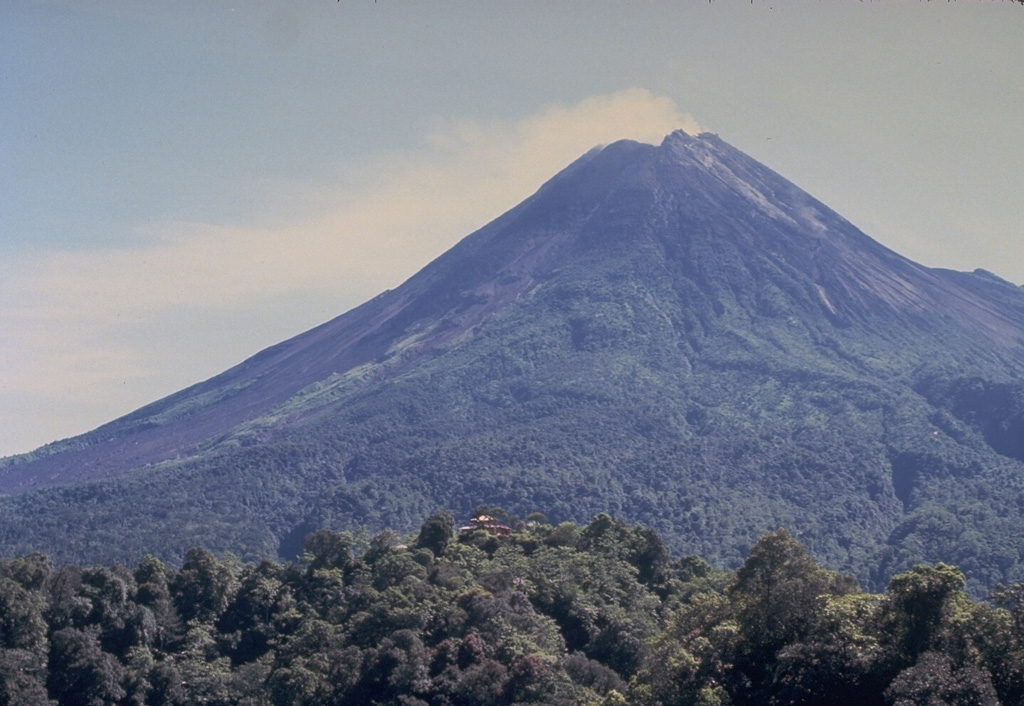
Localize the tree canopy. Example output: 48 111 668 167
2 514 1023 705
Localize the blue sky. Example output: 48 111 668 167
2 1 1023 458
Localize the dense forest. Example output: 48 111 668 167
2 511 1023 705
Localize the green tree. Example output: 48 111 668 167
134 555 180 652
969 589 1024 705
731 530 840 649
768 592 888 706
171 548 238 625
0 552 52 592
0 571 53 706
0 647 55 706
990 582 1024 644
629 526 671 590
169 623 234 705
0 576 48 652
884 563 966 664
415 510 456 558
729 529 855 703
885 651 998 706
629 590 735 706
300 529 360 572
218 559 290 664
78 564 144 658
47 627 126 706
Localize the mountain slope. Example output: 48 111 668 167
2 130 1024 594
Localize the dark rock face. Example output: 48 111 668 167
2 130 1023 594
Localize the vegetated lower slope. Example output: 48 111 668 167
2 131 1024 595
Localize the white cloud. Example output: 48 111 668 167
0 89 697 457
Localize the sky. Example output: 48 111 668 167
2 1 1023 458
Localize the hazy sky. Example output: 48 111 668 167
2 1 1022 458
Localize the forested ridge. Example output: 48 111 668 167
2 512 1023 705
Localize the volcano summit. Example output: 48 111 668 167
3 130 1024 593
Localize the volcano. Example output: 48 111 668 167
3 130 1024 593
